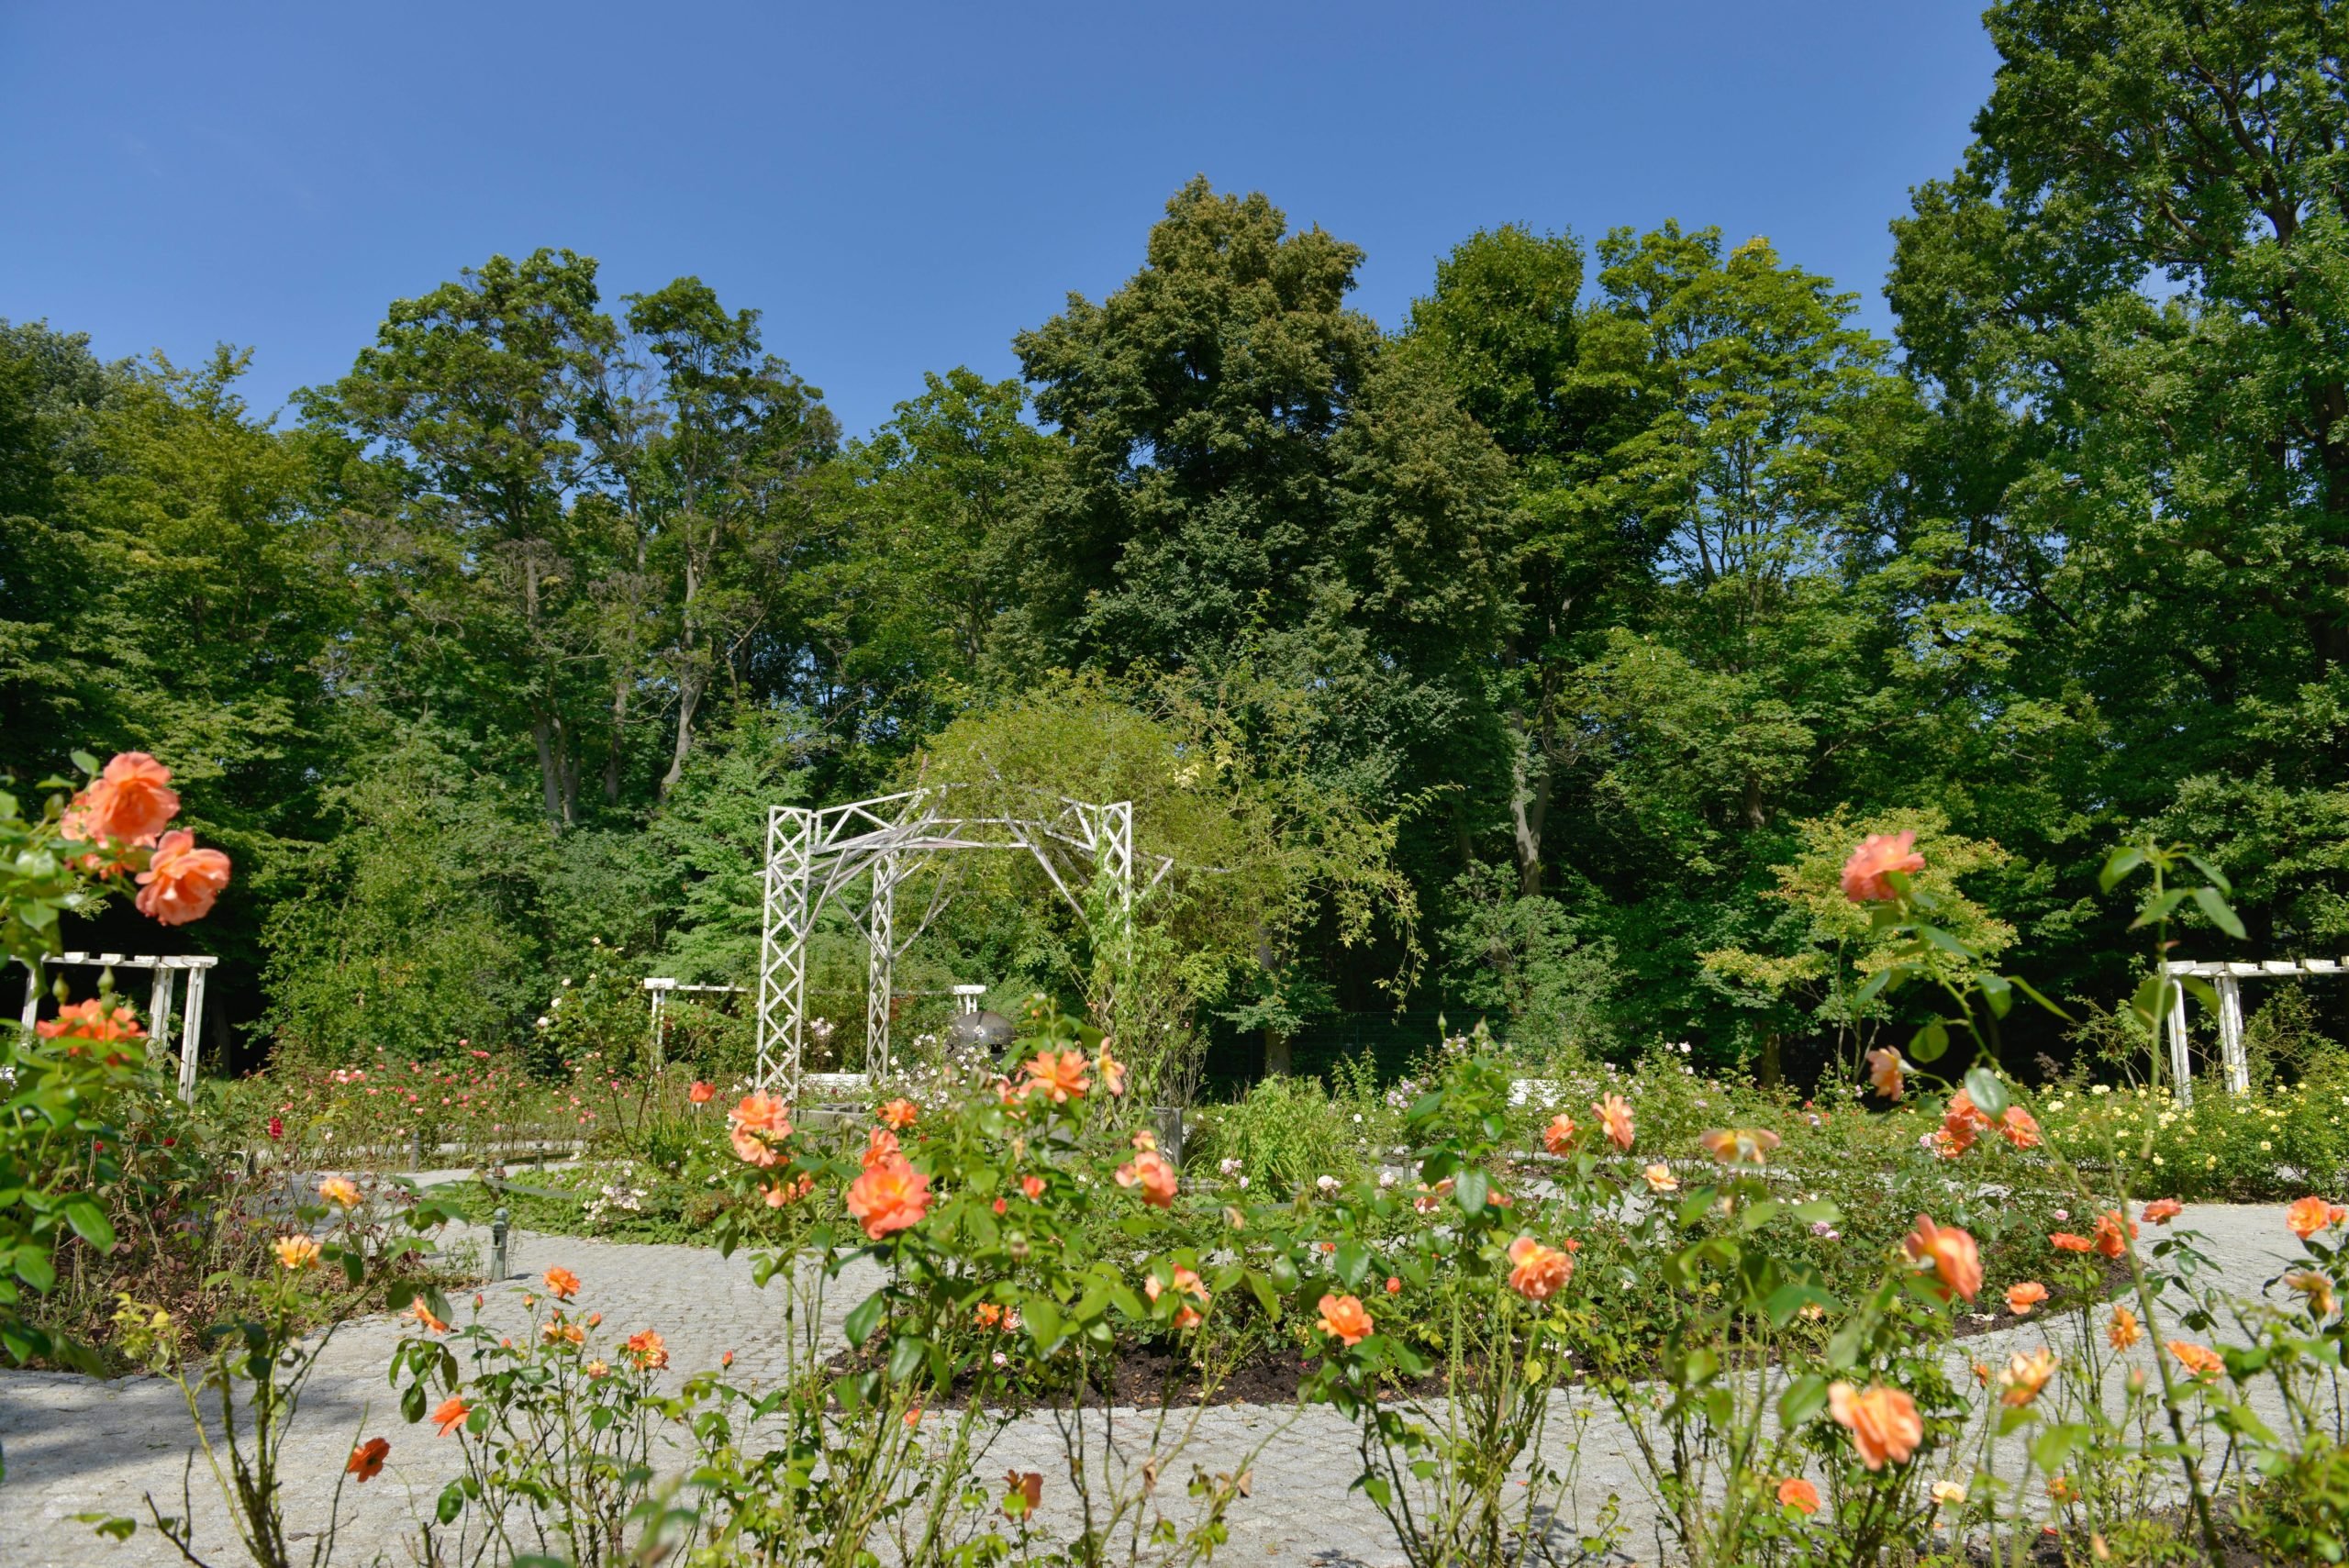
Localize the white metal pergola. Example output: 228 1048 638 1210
640 978 741 1069
754 788 1171 1092
17 951 216 1102
2161 956 2347 1106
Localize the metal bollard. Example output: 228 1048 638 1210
491 1206 509 1282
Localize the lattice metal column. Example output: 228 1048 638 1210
865 853 897 1081
147 964 175 1072
177 963 206 1101
757 806 815 1090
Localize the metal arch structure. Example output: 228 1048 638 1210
754 788 1173 1093
17 951 217 1102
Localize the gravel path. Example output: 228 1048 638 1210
0 1202 2317 1568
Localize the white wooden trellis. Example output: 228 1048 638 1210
754 788 1172 1095
2160 956 2346 1107
16 951 217 1102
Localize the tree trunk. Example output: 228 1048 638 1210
1263 1028 1292 1078
532 717 565 828
659 667 701 801
603 681 629 805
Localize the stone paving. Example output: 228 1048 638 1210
0 1202 2318 1568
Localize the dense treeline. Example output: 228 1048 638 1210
6 0 2347 1088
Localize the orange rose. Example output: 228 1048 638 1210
624 1329 669 1370
35 997 144 1042
1841 830 1923 903
1594 1094 1635 1151
2288 1195 2346 1241
1541 1113 1577 1154
2092 1210 2136 1259
1865 1048 1904 1101
65 752 180 845
406 1300 451 1334
687 1080 716 1105
2108 1306 2143 1351
1828 1381 1922 1470
2142 1198 2182 1226
728 1091 793 1167
1698 1128 1781 1165
1019 1050 1090 1104
2167 1340 2224 1380
346 1436 389 1482
2051 1231 2093 1253
1642 1162 1678 1193
1115 1149 1179 1208
761 1173 814 1207
432 1396 472 1436
1903 1215 1983 1302
1505 1236 1575 1302
1998 1346 2058 1407
878 1098 918 1130
1004 1468 1044 1518
1097 1043 1127 1096
134 830 232 926
1020 1174 1046 1201
1317 1292 1373 1346
846 1154 933 1240
1998 1106 2041 1150
2005 1281 2048 1316
2286 1269 2336 1318
542 1266 581 1301
1146 1265 1209 1329
862 1127 902 1170
273 1235 321 1271
1776 1476 1820 1515
318 1176 362 1209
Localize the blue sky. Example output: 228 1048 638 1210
3 2 1998 441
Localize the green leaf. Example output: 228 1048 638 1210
1453 1170 1488 1215
59 1197 114 1252
437 1483 464 1526
1738 1200 1782 1234
2192 885 2247 940
2099 846 2146 892
73 1514 136 1542
2129 887 2188 930
1909 1019 1948 1064
2032 1424 2083 1474
2183 855 2232 896
1778 1374 1829 1428
1790 1199 1841 1227
1978 972 2013 1018
885 1335 927 1383
1336 1240 1370 1291
842 1290 885 1348
1962 1068 2009 1122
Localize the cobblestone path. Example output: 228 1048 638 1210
0 1203 2314 1568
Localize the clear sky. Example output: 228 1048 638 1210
3 2 1999 441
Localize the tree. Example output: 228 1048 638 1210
309 249 617 828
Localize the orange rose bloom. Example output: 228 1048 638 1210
863 1127 902 1170
66 752 180 845
135 829 233 926
1643 1162 1678 1193
2142 1198 2183 1226
624 1329 669 1370
347 1436 389 1482
2092 1210 2136 1259
761 1173 814 1207
846 1154 933 1240
1776 1476 1820 1515
728 1091 793 1167
1594 1094 1635 1151
1115 1149 1179 1208
406 1300 451 1334
36 997 144 1042
2051 1231 2093 1253
878 1098 918 1130
1542 1113 1577 1154
540 1266 580 1300
1506 1236 1575 1302
318 1175 362 1209
1998 1346 2058 1407
1019 1050 1091 1104
1828 1381 1922 1471
1097 1043 1127 1096
687 1080 716 1104
1021 1174 1046 1200
1698 1128 1782 1165
1146 1266 1210 1329
1903 1215 1984 1302
1842 830 1924 903
2288 1195 2346 1240
2005 1281 2048 1316
1998 1106 2041 1150
2286 1269 2337 1318
1865 1048 1904 1101
432 1396 472 1436
2167 1340 2225 1380
2108 1306 2143 1351
273 1235 321 1271
1317 1292 1373 1346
